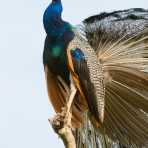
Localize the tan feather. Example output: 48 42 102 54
96 30 148 146
44 65 88 128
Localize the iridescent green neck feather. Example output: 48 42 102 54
43 0 74 57
43 0 74 83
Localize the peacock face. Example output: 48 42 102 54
52 0 56 1
50 0 63 15
43 0 62 26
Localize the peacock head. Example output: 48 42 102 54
43 0 63 19
52 0 61 2
50 0 63 15
43 0 63 35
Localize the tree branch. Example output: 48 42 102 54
49 110 76 148
49 73 77 148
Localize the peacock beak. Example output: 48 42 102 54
52 0 61 2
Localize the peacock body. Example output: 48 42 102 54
43 0 148 147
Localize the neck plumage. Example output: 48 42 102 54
43 0 74 84
43 0 74 60
43 0 64 38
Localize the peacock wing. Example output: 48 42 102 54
81 8 148 146
69 48 100 123
44 65 85 128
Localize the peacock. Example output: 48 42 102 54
43 0 148 147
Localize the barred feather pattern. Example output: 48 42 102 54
99 32 148 147
77 8 148 147
68 30 105 123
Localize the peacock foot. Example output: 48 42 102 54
49 107 72 134
49 107 76 148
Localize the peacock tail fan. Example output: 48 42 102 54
74 112 140 148
73 8 148 147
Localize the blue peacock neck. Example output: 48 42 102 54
43 0 74 83
43 0 74 54
43 0 74 38
43 0 64 38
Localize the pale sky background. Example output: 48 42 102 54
0 0 147 147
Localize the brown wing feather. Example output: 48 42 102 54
68 52 101 127
44 65 87 128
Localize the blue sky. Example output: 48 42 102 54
0 0 147 147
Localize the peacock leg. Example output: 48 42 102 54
65 74 77 118
49 74 77 148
